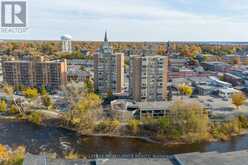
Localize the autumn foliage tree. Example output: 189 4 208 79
3 84 24 113
232 92 246 110
0 145 26 165
0 100 7 113
232 57 241 65
23 88 38 99
178 84 193 99
158 100 209 142
62 82 102 133
0 144 8 160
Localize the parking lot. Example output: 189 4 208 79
173 95 248 120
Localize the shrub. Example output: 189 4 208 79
210 118 242 141
127 119 141 135
27 112 42 125
231 92 246 110
238 115 248 128
0 100 7 113
40 86 47 96
9 105 18 114
65 151 79 160
41 95 52 107
0 145 25 165
0 144 8 160
95 120 121 133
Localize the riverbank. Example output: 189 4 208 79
0 114 181 145
2 113 248 147
2 117 248 159
46 119 248 146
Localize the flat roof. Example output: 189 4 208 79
23 150 248 165
133 102 171 110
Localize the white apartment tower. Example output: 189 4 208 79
130 55 168 102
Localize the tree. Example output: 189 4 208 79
0 100 7 113
0 145 26 164
62 82 86 125
62 82 102 132
3 84 24 113
10 104 18 114
232 57 241 65
40 86 47 96
95 120 121 133
107 89 113 98
23 88 38 99
84 79 94 93
65 151 79 160
232 92 246 110
41 95 52 107
76 93 102 133
178 84 193 99
166 100 209 141
128 119 141 135
0 144 8 160
28 112 42 125
243 59 248 65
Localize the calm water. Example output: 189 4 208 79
1 120 248 158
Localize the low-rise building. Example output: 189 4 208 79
218 88 239 98
224 73 243 86
67 65 92 82
67 59 94 68
223 54 248 64
127 101 170 119
202 62 231 73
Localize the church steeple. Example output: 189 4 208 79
104 31 108 42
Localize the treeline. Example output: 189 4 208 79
0 41 247 58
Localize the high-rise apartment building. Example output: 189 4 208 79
94 32 124 96
129 55 168 101
2 58 67 90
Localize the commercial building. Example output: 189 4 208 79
224 73 243 86
223 54 248 64
202 62 231 73
94 32 124 96
129 55 168 101
2 58 67 90
127 101 170 119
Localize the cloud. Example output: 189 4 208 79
1 0 248 41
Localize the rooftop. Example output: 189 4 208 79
23 150 248 165
131 101 171 110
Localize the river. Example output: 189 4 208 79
1 120 248 158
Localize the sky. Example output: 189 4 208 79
1 0 248 41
